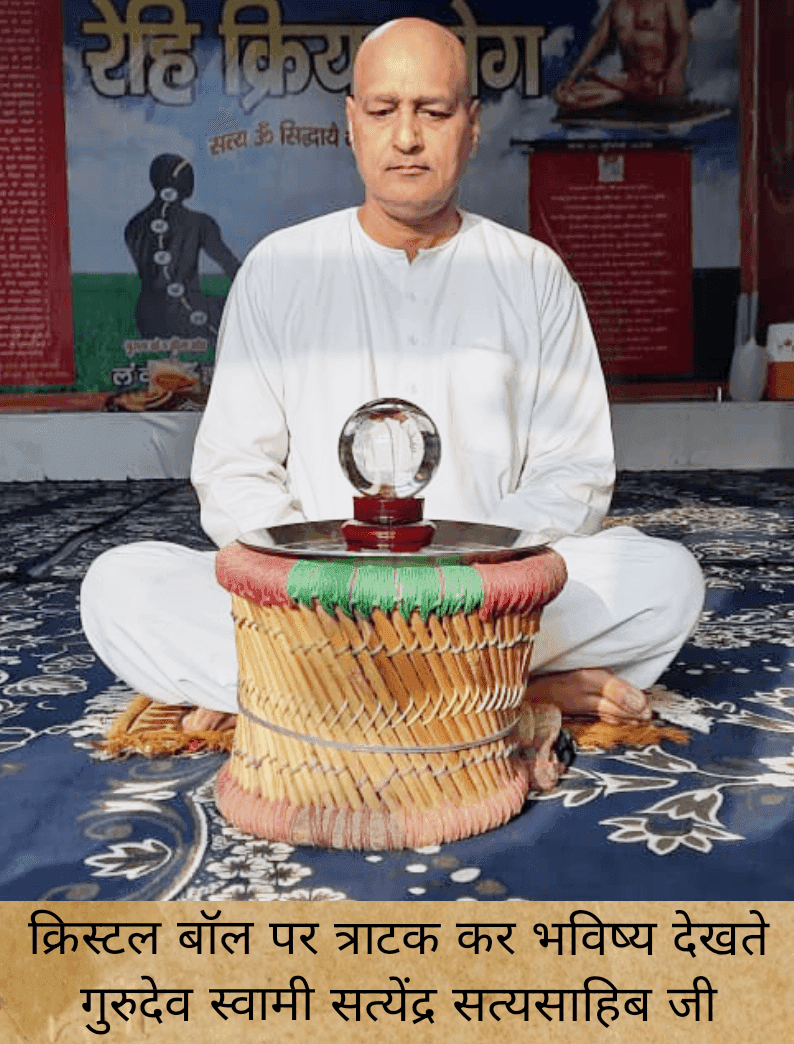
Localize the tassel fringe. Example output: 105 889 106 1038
97 695 235 757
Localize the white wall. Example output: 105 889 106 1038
612 402 794 470
1 404 793 481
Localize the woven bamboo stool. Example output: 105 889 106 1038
215 541 567 850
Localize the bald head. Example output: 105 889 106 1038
345 16 479 234
352 17 471 103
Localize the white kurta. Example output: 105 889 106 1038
81 209 705 712
191 209 615 546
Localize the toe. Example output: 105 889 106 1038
182 708 235 733
601 676 652 719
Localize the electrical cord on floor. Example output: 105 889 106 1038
6 480 186 585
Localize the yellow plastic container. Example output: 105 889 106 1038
766 361 794 400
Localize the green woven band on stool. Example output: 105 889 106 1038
286 560 484 619
215 542 568 619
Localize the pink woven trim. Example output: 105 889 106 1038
215 765 408 849
215 543 294 607
215 762 530 850
399 769 528 846
474 548 567 619
216 542 567 616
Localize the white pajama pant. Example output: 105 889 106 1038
79 527 705 714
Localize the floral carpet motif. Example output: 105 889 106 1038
2 472 794 901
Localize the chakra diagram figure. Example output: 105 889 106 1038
125 154 241 340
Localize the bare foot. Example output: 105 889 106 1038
524 668 652 724
519 703 566 791
181 708 237 733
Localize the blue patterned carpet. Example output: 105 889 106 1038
2 472 794 901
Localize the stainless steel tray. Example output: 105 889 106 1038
238 519 547 566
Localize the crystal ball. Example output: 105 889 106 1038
338 398 441 499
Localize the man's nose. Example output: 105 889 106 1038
393 110 422 152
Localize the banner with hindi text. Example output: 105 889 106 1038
0 0 739 399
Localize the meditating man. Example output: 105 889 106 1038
81 17 704 740
553 0 689 111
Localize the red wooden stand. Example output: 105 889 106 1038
341 496 436 552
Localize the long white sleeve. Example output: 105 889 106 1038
487 254 615 542
191 249 305 547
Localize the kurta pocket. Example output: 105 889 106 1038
442 345 518 461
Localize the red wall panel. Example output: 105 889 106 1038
757 0 794 331
0 0 74 385
530 146 693 378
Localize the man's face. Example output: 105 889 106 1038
346 27 479 223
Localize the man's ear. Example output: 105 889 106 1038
469 98 481 156
345 94 356 150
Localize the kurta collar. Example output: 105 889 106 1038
351 208 475 268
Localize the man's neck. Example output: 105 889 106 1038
357 199 462 261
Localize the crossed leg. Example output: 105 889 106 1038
524 527 704 723
80 527 705 733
